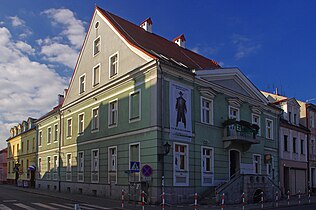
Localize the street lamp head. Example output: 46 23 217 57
164 142 171 155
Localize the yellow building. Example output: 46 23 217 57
7 118 37 187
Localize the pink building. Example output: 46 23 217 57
0 148 7 183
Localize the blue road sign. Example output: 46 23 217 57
130 161 140 172
141 164 153 177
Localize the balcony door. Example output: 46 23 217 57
229 149 240 179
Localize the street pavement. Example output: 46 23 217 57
2 184 316 209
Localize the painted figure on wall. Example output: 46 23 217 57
176 91 187 128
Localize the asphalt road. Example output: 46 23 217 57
0 185 111 210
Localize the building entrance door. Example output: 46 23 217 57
229 150 240 179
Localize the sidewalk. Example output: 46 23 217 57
3 184 316 210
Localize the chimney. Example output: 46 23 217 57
58 94 64 105
140 18 152 33
173 34 186 48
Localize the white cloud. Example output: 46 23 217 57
15 41 35 55
8 16 25 27
232 34 261 60
41 42 78 68
42 8 85 49
0 26 67 149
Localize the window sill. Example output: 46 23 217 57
108 124 117 128
91 129 99 133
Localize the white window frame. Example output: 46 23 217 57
38 157 42 173
91 149 99 183
47 156 51 173
108 146 117 184
92 63 100 87
201 146 214 186
78 113 85 135
67 118 72 138
229 106 240 121
201 97 213 125
253 154 261 174
252 113 261 136
108 99 118 128
266 155 274 177
66 153 72 172
53 155 58 172
173 142 189 186
93 36 101 56
129 142 141 182
79 74 86 94
109 52 119 78
47 127 52 144
54 123 58 143
266 119 273 140
77 151 84 182
91 107 99 132
129 89 141 123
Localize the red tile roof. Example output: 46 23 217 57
97 7 220 70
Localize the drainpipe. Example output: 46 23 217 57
58 110 62 192
157 60 165 194
306 105 310 192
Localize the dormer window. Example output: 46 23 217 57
109 53 118 78
79 74 86 94
93 36 101 56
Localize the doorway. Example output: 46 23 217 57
229 150 240 179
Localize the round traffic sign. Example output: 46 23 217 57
141 164 153 177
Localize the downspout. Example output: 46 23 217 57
35 124 39 188
157 60 165 194
306 104 310 192
58 110 62 192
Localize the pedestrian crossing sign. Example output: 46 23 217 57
130 161 140 172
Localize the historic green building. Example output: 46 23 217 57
35 6 281 204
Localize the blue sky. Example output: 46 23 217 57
0 0 315 148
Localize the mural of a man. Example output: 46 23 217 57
176 91 187 128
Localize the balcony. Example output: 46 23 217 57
223 119 260 149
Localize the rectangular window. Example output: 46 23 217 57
8 162 10 174
78 151 84 182
47 157 51 172
174 143 189 186
201 146 214 186
289 111 292 123
201 97 213 125
93 37 100 56
12 145 15 156
129 143 140 181
252 114 261 136
293 137 297 153
38 158 42 173
294 113 297 124
67 154 72 172
129 90 141 121
284 135 288 152
78 152 84 172
253 154 261 174
301 139 305 154
109 53 118 78
266 155 274 176
47 127 52 144
32 138 35 151
27 140 29 152
67 118 72 137
266 119 273 140
39 131 42 146
108 146 117 183
21 142 24 153
54 124 58 142
108 100 118 127
229 106 240 120
78 113 84 134
91 108 99 131
311 113 315 128
93 64 100 86
91 149 99 183
53 155 58 172
91 150 99 172
79 74 85 94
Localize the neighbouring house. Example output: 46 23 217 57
7 118 37 187
35 6 281 204
0 148 8 183
262 92 310 194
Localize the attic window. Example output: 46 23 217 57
93 36 101 56
95 21 100 29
